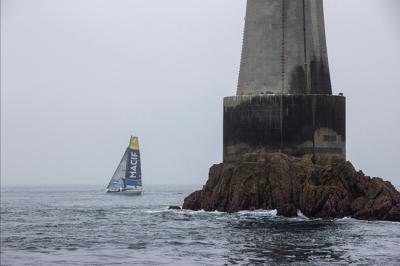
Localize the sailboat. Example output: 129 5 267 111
105 135 144 194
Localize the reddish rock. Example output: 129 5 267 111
182 154 400 222
277 204 298 217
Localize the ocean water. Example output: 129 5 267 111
1 185 400 265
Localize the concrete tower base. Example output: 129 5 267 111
223 94 346 162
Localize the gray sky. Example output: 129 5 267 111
1 0 399 186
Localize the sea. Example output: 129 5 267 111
1 185 400 265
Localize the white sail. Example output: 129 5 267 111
107 149 129 192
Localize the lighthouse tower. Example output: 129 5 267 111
223 0 346 162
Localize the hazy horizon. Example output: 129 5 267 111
1 0 400 186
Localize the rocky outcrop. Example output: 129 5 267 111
277 204 298 217
183 154 400 221
168 206 181 210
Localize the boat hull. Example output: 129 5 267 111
106 189 144 195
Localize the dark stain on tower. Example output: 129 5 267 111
289 66 306 94
310 57 333 95
223 0 346 162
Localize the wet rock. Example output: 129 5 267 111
277 204 298 217
182 154 400 222
168 206 181 210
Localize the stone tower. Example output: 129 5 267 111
223 0 346 162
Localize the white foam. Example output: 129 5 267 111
297 210 309 219
237 209 278 216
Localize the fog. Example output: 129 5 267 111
1 0 399 186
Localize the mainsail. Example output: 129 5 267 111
106 136 143 193
124 136 142 188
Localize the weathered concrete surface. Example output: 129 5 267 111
238 0 331 95
183 154 400 222
227 0 343 160
223 94 345 162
